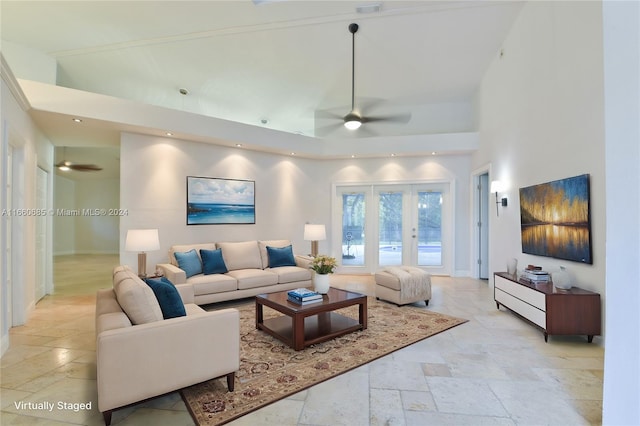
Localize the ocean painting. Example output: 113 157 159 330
519 174 592 264
187 177 255 225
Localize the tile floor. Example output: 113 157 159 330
0 255 604 425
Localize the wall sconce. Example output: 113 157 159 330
304 224 326 257
125 229 160 278
490 180 508 216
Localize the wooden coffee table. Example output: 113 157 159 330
255 287 368 351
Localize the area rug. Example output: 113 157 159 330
181 298 467 425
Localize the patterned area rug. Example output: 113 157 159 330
181 298 467 425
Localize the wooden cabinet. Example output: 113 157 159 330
494 272 601 342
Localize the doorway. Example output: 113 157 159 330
335 182 452 275
35 167 48 301
472 169 490 280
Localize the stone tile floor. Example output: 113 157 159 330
0 255 603 425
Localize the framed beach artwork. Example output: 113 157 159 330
187 176 255 225
519 174 592 264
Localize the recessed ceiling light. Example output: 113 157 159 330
72 118 82 123
236 144 242 148
290 152 295 156
351 155 356 158
261 118 269 125
431 151 437 155
166 132 173 136
179 88 188 95
391 153 396 157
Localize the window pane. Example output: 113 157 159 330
342 193 365 266
417 191 442 266
379 192 402 266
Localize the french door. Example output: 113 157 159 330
336 182 452 275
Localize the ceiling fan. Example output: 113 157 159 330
316 23 411 136
55 147 103 172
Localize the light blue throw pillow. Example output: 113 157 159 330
267 245 296 268
174 249 202 278
145 277 186 319
200 248 228 275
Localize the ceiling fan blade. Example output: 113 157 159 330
68 164 103 171
363 112 412 124
314 109 344 121
314 123 343 138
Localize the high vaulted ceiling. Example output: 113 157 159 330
2 1 523 142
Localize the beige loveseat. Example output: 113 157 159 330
96 266 239 425
157 240 313 305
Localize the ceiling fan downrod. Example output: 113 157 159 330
344 23 362 130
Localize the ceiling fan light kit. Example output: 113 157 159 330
344 113 362 130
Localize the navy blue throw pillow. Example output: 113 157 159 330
267 245 296 268
174 249 202 278
200 248 228 275
145 277 187 319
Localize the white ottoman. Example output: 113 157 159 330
375 266 431 306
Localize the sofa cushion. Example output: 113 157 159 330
266 245 296 268
226 269 278 290
169 243 216 266
113 265 133 287
145 277 187 319
269 265 312 284
258 240 291 269
200 248 228 275
217 241 262 271
113 273 163 325
175 249 203 278
187 273 237 295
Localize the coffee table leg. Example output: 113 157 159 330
293 314 305 350
256 302 263 329
360 300 368 330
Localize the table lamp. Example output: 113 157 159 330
125 229 160 278
304 224 326 257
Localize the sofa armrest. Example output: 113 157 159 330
157 263 186 284
96 308 240 413
295 255 313 269
175 283 194 305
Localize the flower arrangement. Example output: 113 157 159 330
309 255 337 275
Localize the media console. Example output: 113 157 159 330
494 272 601 342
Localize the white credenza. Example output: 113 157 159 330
494 272 601 342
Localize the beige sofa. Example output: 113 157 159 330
96 266 239 425
157 240 313 305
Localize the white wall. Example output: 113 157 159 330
601 1 640 423
1 63 54 355
53 175 75 255
75 179 119 254
473 2 606 302
119 133 472 276
53 176 119 255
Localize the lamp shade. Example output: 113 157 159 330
304 224 326 241
125 229 160 252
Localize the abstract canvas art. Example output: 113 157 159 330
187 176 255 225
519 174 592 264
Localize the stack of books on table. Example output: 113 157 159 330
287 288 323 305
521 266 551 282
